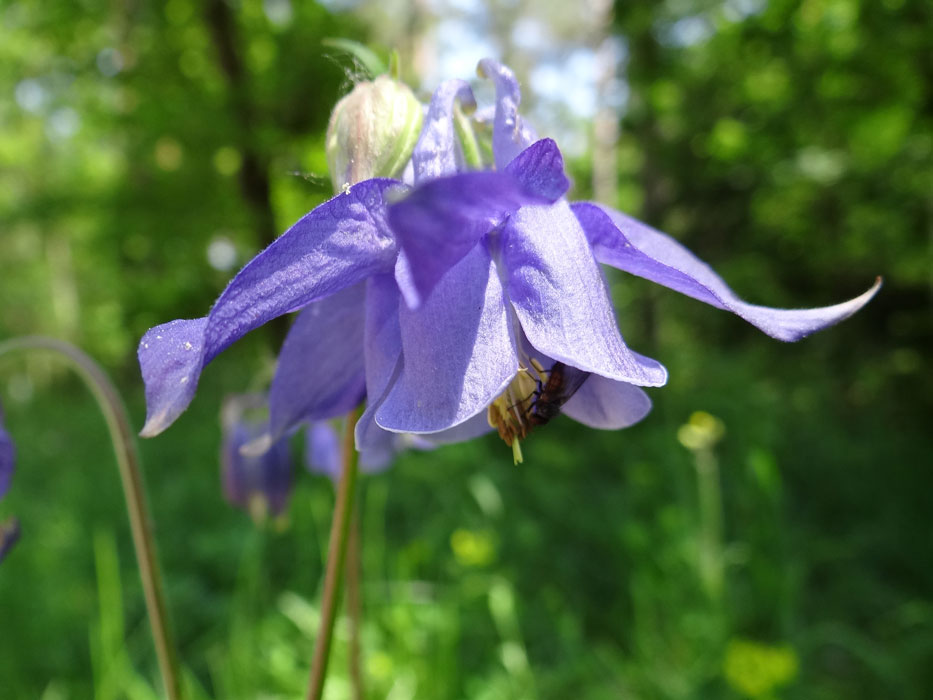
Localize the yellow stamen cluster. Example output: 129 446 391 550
486 361 548 464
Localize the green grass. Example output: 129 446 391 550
0 325 930 698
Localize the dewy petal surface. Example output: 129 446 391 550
562 375 653 430
268 283 367 438
376 243 518 433
413 78 476 182
501 200 668 386
574 203 881 341
139 179 400 437
477 58 537 169
391 139 568 308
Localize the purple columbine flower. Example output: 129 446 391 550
139 59 879 463
221 394 292 522
137 72 531 452
376 59 878 459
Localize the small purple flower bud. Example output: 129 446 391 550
325 75 423 190
221 395 292 523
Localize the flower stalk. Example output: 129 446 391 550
347 508 365 700
0 336 181 700
678 411 726 602
306 405 363 700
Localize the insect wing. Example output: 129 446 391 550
531 363 589 425
552 364 588 406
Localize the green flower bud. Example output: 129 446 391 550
325 75 423 192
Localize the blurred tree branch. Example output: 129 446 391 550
203 0 278 251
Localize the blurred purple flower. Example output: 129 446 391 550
0 402 18 562
0 403 13 501
221 395 292 522
139 59 878 460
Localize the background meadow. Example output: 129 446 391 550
1 0 931 697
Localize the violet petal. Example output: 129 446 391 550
477 58 537 169
268 283 367 439
504 138 569 201
501 200 668 386
574 202 881 341
389 171 543 308
562 375 653 430
376 244 518 433
139 179 400 437
355 273 404 454
413 79 476 182
390 139 566 308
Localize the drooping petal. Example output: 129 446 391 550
139 179 401 437
376 243 519 433
268 283 367 439
574 203 882 341
477 58 537 169
0 403 14 499
413 79 476 182
562 375 653 430
390 139 567 307
501 200 668 386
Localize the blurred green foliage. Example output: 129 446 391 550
1 0 931 698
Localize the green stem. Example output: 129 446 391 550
0 336 182 700
694 447 724 602
347 507 364 700
306 406 362 700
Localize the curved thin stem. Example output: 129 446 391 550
0 336 182 700
306 406 362 700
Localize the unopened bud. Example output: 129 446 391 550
325 75 423 191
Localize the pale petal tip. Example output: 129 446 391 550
779 275 882 342
139 411 171 438
859 275 883 309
